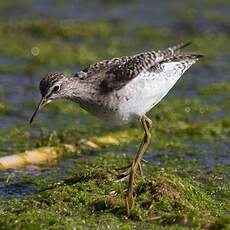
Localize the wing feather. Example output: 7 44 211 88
74 42 202 94
100 42 194 92
149 54 204 77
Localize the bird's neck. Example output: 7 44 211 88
64 78 97 104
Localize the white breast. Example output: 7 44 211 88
116 60 195 121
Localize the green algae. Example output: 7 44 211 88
0 103 11 115
199 82 230 98
0 154 228 229
0 19 229 76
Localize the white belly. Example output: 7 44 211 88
116 61 193 121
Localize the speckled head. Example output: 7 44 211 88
39 72 65 97
30 72 68 124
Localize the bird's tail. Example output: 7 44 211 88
163 53 204 63
171 41 192 54
157 41 193 61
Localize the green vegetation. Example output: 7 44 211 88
0 18 229 76
1 162 229 229
0 103 11 115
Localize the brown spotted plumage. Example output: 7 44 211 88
76 42 196 92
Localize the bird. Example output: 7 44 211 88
30 41 203 215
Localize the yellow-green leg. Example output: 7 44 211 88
126 115 152 215
115 162 144 181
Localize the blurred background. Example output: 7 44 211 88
0 0 229 199
0 0 229 129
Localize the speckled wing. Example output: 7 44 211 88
74 56 131 79
99 42 193 93
148 54 203 77
114 54 203 120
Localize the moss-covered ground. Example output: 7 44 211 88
0 1 229 229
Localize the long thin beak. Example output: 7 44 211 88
29 98 47 124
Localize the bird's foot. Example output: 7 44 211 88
115 168 131 182
114 161 145 182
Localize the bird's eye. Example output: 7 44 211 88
52 85 60 93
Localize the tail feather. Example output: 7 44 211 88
157 41 193 61
171 41 192 54
161 53 204 63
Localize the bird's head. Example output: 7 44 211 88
30 72 68 124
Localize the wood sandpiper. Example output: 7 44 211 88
30 42 203 214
